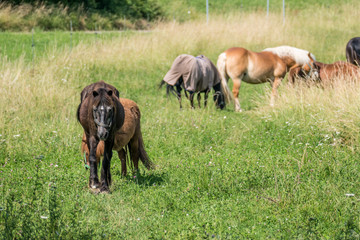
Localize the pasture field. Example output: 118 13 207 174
1 2 360 238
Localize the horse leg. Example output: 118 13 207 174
288 67 300 85
129 138 140 174
88 135 100 189
232 78 242 112
175 85 183 109
270 77 282 107
100 140 114 193
189 93 195 109
204 89 210 107
197 93 201 108
118 149 127 176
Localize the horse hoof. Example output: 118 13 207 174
100 187 110 194
89 179 100 189
89 188 100 194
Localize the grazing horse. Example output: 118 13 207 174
81 98 154 178
346 37 360 66
160 54 225 110
262 46 316 84
287 65 314 84
295 53 360 85
217 47 287 112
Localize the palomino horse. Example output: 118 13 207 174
346 37 360 66
81 98 154 178
160 54 225 110
77 81 153 193
291 53 359 85
217 47 287 112
262 46 316 84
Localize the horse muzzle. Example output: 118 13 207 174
97 126 109 141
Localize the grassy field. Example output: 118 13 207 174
1 1 360 238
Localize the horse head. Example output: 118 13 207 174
301 52 319 79
213 83 226 109
92 87 116 141
213 91 226 110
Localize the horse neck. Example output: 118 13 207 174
213 83 222 93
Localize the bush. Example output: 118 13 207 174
0 2 162 31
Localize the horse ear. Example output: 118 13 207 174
93 91 99 98
114 89 120 98
107 90 113 96
308 52 314 62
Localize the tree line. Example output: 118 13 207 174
6 0 163 20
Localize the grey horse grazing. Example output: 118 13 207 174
160 54 225 110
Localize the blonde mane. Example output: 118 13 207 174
262 45 316 65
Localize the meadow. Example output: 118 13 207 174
1 1 360 238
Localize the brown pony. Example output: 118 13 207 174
217 47 287 112
77 81 153 193
81 98 154 177
299 53 360 85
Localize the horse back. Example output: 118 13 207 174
316 61 359 81
113 98 141 151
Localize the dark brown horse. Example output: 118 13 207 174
77 81 153 193
81 98 154 178
346 37 360 66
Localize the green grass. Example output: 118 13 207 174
1 3 360 238
0 31 137 62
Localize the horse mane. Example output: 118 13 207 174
262 45 316 65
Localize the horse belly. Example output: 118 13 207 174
241 59 274 84
242 70 273 84
113 123 136 151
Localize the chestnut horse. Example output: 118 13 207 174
346 37 360 66
262 46 316 84
81 98 154 178
217 47 286 112
291 53 360 85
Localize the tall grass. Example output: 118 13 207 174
1 2 360 238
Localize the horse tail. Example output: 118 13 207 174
138 132 155 170
159 80 166 89
217 52 233 103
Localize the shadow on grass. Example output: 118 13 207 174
125 171 167 187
